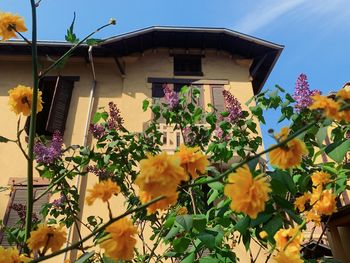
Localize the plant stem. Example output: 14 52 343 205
186 120 317 187
39 23 113 78
30 196 164 263
25 0 38 248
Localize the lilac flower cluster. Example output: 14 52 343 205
163 84 179 109
12 203 39 224
346 131 350 140
182 126 195 146
87 165 112 180
293 73 321 112
89 123 105 139
34 131 63 165
52 194 66 207
222 90 243 122
108 102 124 130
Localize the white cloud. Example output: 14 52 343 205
234 0 307 34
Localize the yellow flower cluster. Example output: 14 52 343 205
8 85 43 116
86 179 120 205
274 227 303 263
27 224 67 253
135 152 186 213
174 144 209 179
0 12 27 41
269 127 308 169
0 246 30 263
309 87 350 122
294 171 336 225
224 165 271 219
100 218 138 261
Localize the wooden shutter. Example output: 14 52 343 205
46 78 74 133
0 185 49 247
211 85 225 114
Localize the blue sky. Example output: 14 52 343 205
2 0 350 147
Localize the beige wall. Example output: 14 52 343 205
0 48 265 262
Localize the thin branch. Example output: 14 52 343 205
9 25 32 45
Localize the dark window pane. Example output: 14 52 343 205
174 55 202 76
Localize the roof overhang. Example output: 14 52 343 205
0 26 284 94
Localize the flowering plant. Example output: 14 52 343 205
0 2 350 263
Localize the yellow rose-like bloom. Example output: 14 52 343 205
273 250 303 263
294 193 310 212
269 128 308 169
135 152 188 198
224 165 271 219
100 218 137 261
174 144 209 179
86 179 120 205
274 227 303 255
309 94 340 120
0 246 30 263
337 87 350 100
8 85 43 116
0 12 27 41
27 224 66 253
304 210 321 225
177 206 188 215
311 171 331 187
139 190 178 214
312 189 336 216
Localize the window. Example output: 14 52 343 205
174 55 203 76
211 85 225 114
25 76 78 136
0 178 49 247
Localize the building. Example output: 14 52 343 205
0 26 283 262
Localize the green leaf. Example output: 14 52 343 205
0 136 10 143
86 38 103 46
207 189 219 205
164 215 176 228
173 237 191 253
181 252 195 263
315 127 327 147
235 216 250 235
164 226 180 240
325 139 350 163
65 12 79 43
76 251 95 263
193 215 207 232
263 215 283 241
208 182 224 191
142 99 150 112
92 112 101 123
176 215 193 231
197 231 216 249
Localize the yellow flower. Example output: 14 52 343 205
177 206 188 215
100 218 137 261
274 227 303 255
337 87 350 100
174 144 209 179
0 12 27 41
86 179 120 205
309 94 340 120
259 230 268 239
135 152 188 198
269 128 308 169
311 171 331 187
27 224 66 253
312 189 336 216
8 85 43 116
304 210 321 225
139 190 178 214
273 250 303 263
0 246 30 263
224 165 271 219
294 193 310 212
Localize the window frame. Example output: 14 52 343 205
173 55 203 76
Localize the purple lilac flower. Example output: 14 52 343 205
215 125 230 141
34 131 63 164
89 123 106 139
182 126 195 145
87 165 112 180
12 203 39 224
163 84 179 109
52 194 66 207
346 131 350 140
293 74 322 112
222 90 243 122
108 102 124 130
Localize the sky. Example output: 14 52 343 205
2 0 350 147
